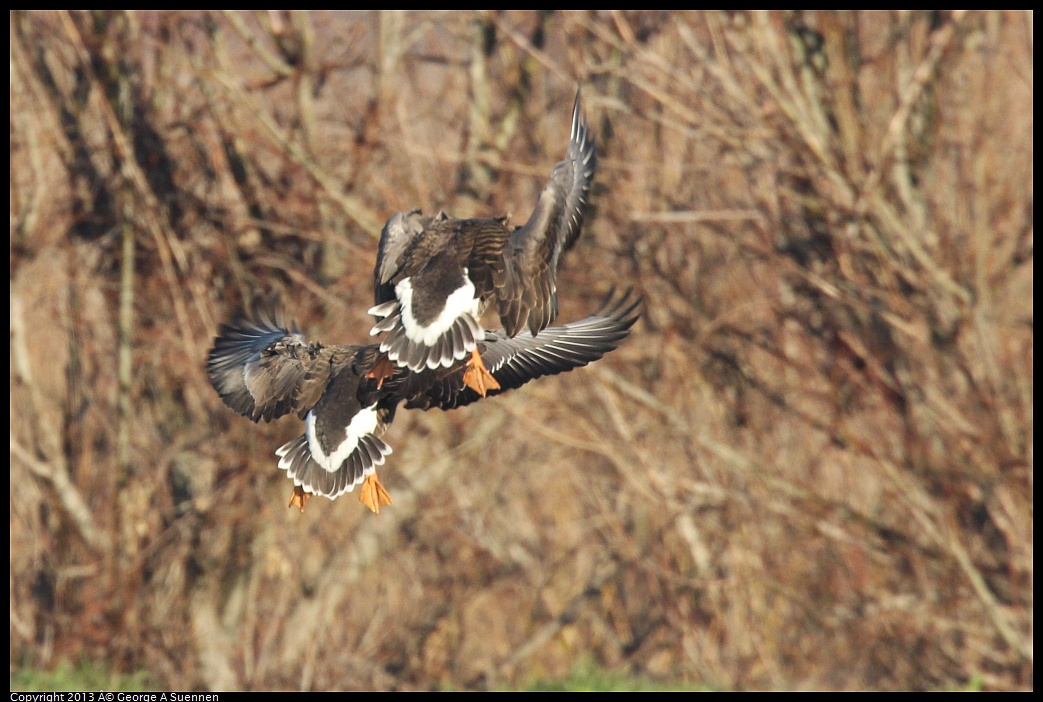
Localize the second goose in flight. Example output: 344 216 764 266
368 89 596 396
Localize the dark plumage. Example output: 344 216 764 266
207 290 640 508
206 307 397 502
369 89 597 374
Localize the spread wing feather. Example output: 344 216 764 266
206 305 334 423
495 89 597 337
409 289 639 411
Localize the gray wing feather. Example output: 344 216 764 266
497 88 597 337
206 304 332 423
374 209 427 304
412 288 639 411
484 288 636 378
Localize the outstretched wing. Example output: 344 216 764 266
206 304 332 423
495 88 597 337
410 288 639 411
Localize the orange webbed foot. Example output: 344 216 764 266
365 354 396 389
359 471 392 514
462 348 501 398
289 485 311 512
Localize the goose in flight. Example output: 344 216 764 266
368 89 597 397
207 290 639 513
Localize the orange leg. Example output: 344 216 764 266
462 348 501 397
289 485 311 513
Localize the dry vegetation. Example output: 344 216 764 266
9 11 1033 691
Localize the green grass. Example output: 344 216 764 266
954 674 984 692
516 660 711 692
10 660 152 692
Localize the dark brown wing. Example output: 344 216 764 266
374 209 429 306
206 304 334 422
408 288 639 411
369 215 510 373
495 88 597 337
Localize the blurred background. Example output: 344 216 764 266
9 11 1032 691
